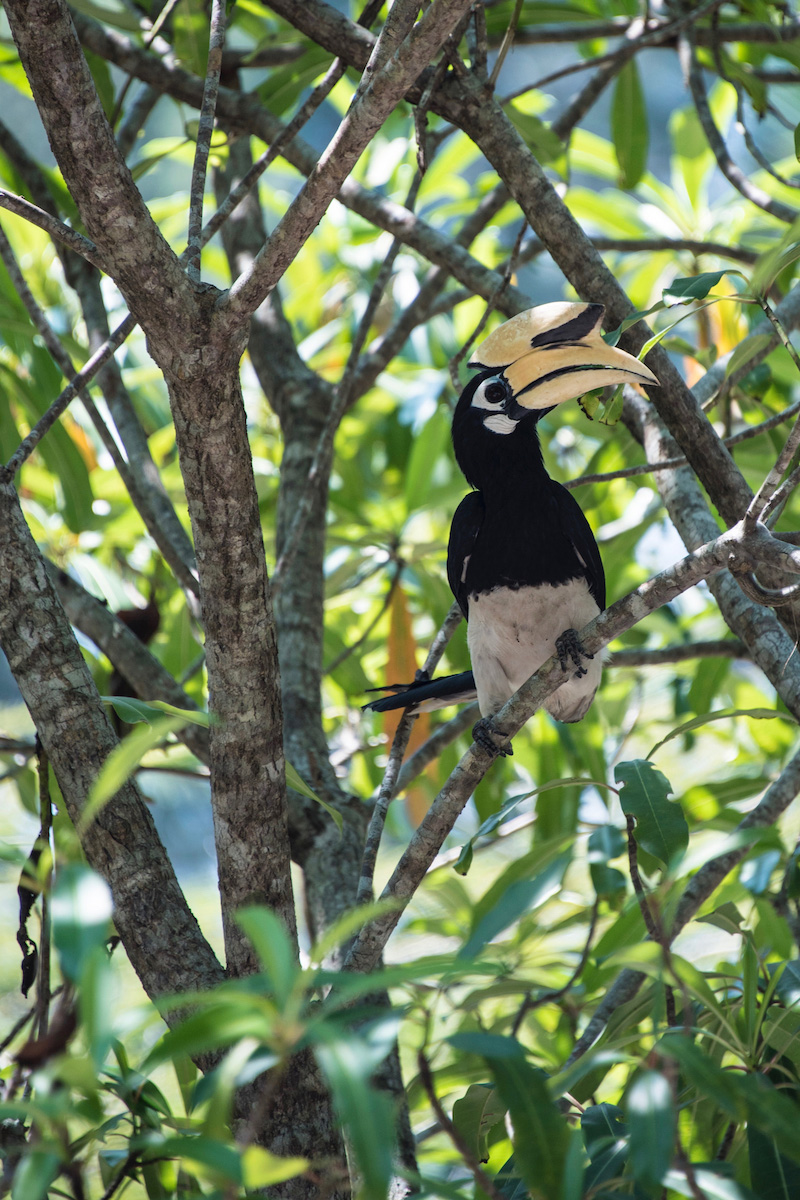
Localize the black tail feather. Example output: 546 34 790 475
363 671 477 714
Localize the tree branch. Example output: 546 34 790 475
185 0 227 281
0 480 224 1008
218 0 476 327
681 29 797 225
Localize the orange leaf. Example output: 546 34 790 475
382 586 432 826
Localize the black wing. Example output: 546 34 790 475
552 481 605 609
447 491 485 618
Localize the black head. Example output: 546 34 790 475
451 370 552 491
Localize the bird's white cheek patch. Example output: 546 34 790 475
483 413 517 435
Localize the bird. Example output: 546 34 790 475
364 302 658 755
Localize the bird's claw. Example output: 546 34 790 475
472 717 513 758
556 628 593 679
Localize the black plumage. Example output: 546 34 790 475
364 302 657 751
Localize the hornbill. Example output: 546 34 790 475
364 302 658 754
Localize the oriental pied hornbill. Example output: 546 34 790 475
364 302 658 754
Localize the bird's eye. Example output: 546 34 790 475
483 381 506 405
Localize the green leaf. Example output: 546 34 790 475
696 902 744 936
625 1070 675 1190
102 696 210 727
241 1146 309 1189
648 707 796 758
663 1167 757 1199
658 1034 742 1120
458 851 571 958
734 1073 800 1166
139 1134 241 1182
315 1038 394 1200
455 779 611 873
771 959 800 1007
404 406 450 513
582 1103 629 1190
611 59 648 189
663 270 745 303
726 333 774 379
484 1053 570 1200
236 906 299 1006
51 864 113 983
285 760 342 833
81 712 189 832
615 759 688 868
11 1151 61 1200
505 102 564 164
448 1032 526 1060
452 1084 506 1162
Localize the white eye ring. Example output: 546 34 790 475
472 376 509 411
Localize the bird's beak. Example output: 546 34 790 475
469 302 659 412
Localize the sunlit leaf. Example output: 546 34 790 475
625 1070 674 1190
611 60 648 190
615 759 688 868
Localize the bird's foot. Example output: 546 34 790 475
472 717 513 758
556 628 593 679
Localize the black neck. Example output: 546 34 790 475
452 403 549 500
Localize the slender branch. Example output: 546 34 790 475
0 232 199 595
357 708 418 905
358 600 466 904
416 1050 506 1200
0 195 103 268
626 815 660 943
488 0 522 88
709 13 800 192
70 11 533 316
273 173 424 589
6 318 134 474
522 0 723 100
511 898 599 1037
509 17 800 48
393 704 478 796
34 743 52 1041
520 234 759 268
606 640 748 667
218 0 475 327
185 0 227 282
325 562 403 675
682 30 797 225
49 565 210 765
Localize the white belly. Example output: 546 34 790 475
467 581 601 722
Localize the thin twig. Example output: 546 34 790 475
566 398 800 490
185 0 227 282
34 743 52 1042
709 10 800 193
681 29 797 225
0 195 103 268
273 170 425 590
325 560 403 675
110 0 183 127
357 708 418 905
448 219 527 390
0 268 136 480
416 1050 507 1200
626 815 677 1026
393 704 478 796
358 601 465 905
488 0 523 88
511 898 599 1036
